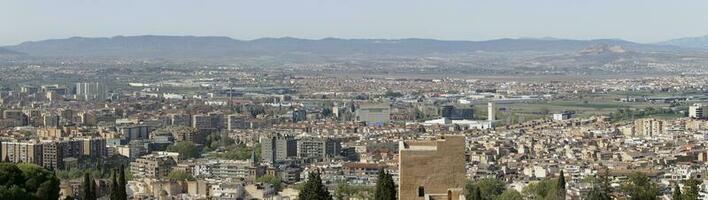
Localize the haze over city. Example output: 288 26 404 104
3 0 708 45
3 1 708 200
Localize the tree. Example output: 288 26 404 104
82 173 96 200
167 169 195 181
0 185 31 199
466 178 506 200
585 172 611 200
166 141 200 159
672 183 681 200
111 170 119 200
621 172 659 200
334 182 353 200
298 172 333 200
256 175 282 192
117 166 127 200
523 178 559 200
0 163 60 200
476 178 506 200
374 170 396 200
681 179 702 200
466 184 481 200
557 170 566 200
497 189 523 200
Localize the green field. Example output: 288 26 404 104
471 100 683 125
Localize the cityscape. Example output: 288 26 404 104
3 1 708 200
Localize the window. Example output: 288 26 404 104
418 186 425 197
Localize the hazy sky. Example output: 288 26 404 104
2 0 708 45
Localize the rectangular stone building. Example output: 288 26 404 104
399 135 466 200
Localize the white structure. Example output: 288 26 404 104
75 82 105 100
487 101 496 121
420 118 493 130
553 112 572 121
689 103 704 119
356 103 390 126
210 183 245 199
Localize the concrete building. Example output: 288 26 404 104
41 141 63 169
130 152 179 179
192 113 224 133
192 159 264 181
227 114 248 130
399 135 466 200
296 138 341 160
118 125 151 142
1 140 43 165
169 114 192 127
356 103 390 126
3 110 28 126
43 114 60 128
689 103 704 119
553 112 573 121
261 135 297 164
634 118 664 138
75 82 105 100
487 101 496 121
82 137 107 157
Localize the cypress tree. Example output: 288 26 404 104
384 171 396 200
600 170 611 199
468 185 482 200
89 176 96 200
82 173 96 200
111 170 119 200
672 183 682 200
118 166 127 200
557 170 566 200
374 170 396 200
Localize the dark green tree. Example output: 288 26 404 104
682 179 702 200
465 178 505 200
256 175 282 192
497 189 523 200
585 172 611 200
1 163 60 200
672 183 681 200
374 170 396 200
82 173 96 200
557 170 566 200
117 166 127 200
621 172 659 200
167 170 195 181
298 172 333 200
111 170 119 200
467 185 481 200
166 141 200 159
522 178 558 200
334 182 353 200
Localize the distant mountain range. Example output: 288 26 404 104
657 35 708 49
0 47 23 55
2 35 697 59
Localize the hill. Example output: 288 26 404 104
658 35 708 49
0 47 23 55
3 35 685 59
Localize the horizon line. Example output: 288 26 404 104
4 33 699 46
